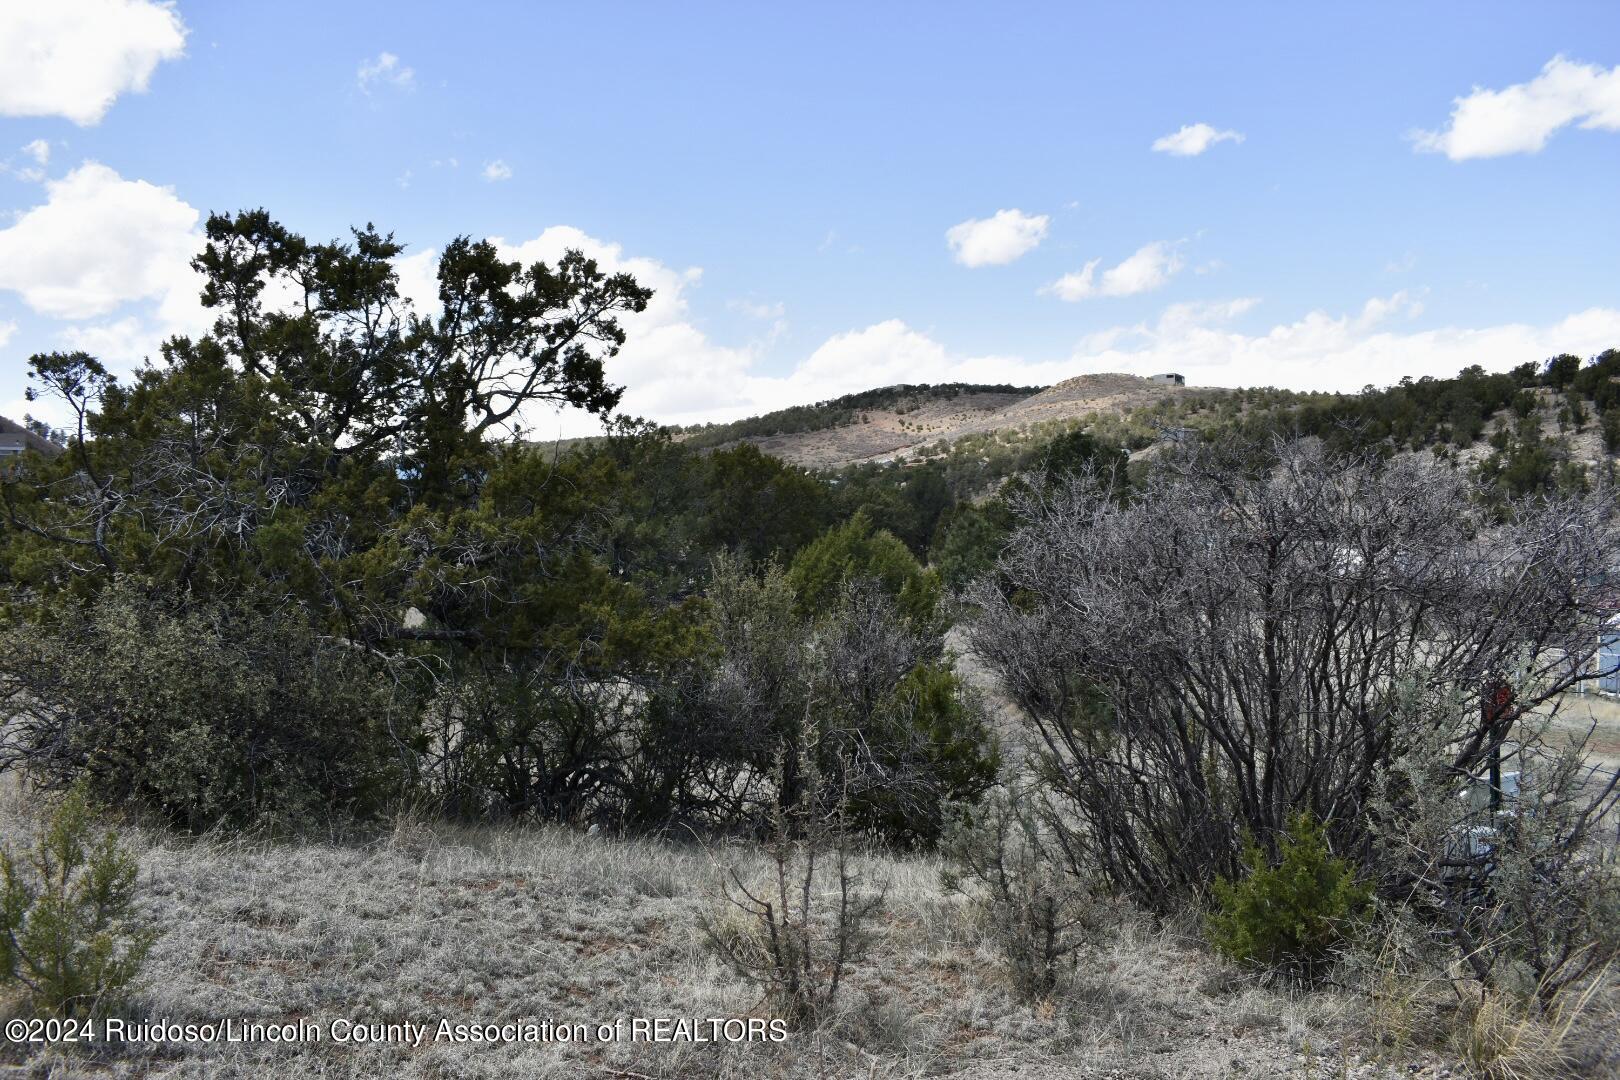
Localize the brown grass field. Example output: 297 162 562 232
1 777 1616 1079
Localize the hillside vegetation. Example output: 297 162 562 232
674 382 1042 451
1 213 1617 1079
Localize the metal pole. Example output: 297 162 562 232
1485 681 1512 814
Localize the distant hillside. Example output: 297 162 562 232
666 352 1620 499
0 415 66 457
673 382 1040 455
675 374 1200 469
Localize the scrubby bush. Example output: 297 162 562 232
702 742 884 1026
0 785 152 1017
1372 709 1620 1008
1207 812 1370 979
0 582 413 830
942 787 1096 1001
418 662 649 823
788 512 941 630
693 558 995 845
928 500 1017 591
852 662 998 845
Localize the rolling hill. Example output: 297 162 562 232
675 374 1207 469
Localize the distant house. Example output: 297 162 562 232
0 416 65 465
1149 373 1185 387
1588 615 1620 695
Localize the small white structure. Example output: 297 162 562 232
1591 615 1620 695
1149 373 1185 387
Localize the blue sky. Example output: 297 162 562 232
2 2 1618 435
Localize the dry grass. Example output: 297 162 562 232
0 787 1603 1079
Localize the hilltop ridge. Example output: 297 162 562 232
678 373 1202 469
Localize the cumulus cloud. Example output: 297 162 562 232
945 209 1049 267
0 321 14 350
1046 241 1184 301
790 321 955 399
1052 293 1620 393
1413 55 1620 160
22 139 50 166
472 228 1617 437
481 159 513 182
392 248 442 313
357 51 414 94
739 294 1620 412
0 0 186 126
0 162 209 374
497 227 756 424
655 293 1620 432
0 162 202 321
1151 123 1244 156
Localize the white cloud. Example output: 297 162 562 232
356 52 414 94
640 292 1620 433
482 159 513 182
732 294 1619 416
1151 123 1244 156
0 321 14 350
728 299 785 320
0 162 202 321
2 140 51 182
498 227 755 423
1413 56 1620 160
1046 241 1184 301
393 248 442 313
0 162 209 373
791 321 955 398
1051 293 1620 393
60 316 163 365
0 0 186 125
946 209 1050 267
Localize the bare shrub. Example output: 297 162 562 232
941 784 1097 1001
964 437 1619 920
702 734 885 1027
